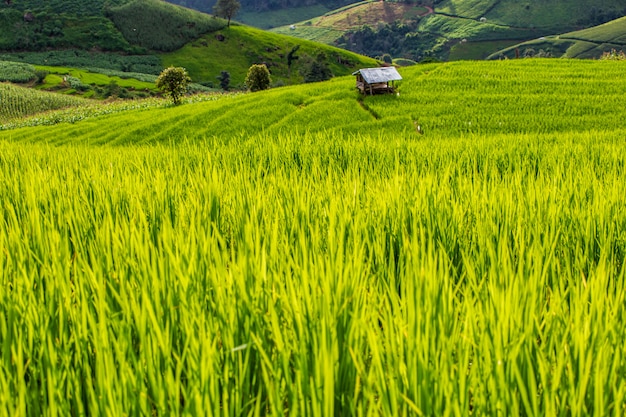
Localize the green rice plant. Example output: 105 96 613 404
1 126 626 415
3 46 626 417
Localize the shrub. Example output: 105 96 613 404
156 66 191 105
216 70 230 91
300 52 332 83
600 49 626 61
245 64 271 92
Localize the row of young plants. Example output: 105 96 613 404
0 128 625 415
0 87 235 130
0 60 48 84
0 83 87 124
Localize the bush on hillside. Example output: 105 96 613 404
600 49 626 61
156 66 191 104
216 70 231 90
245 64 271 92
299 53 332 83
213 0 240 27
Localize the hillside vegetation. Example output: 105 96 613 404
489 16 626 59
1 59 626 415
0 83 87 123
1 0 377 89
4 59 625 142
162 24 378 86
271 0 626 61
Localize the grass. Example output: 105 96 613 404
448 39 524 60
1 59 626 415
161 24 378 86
239 5 330 29
5 59 626 141
35 66 157 92
106 0 227 52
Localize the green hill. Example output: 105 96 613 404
0 0 376 88
162 25 377 87
488 16 626 59
269 0 626 61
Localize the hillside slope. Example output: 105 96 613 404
270 0 626 61
3 59 625 144
0 0 377 87
488 16 626 59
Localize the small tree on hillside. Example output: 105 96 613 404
216 70 230 90
156 66 191 105
245 64 271 92
213 0 240 27
300 52 332 83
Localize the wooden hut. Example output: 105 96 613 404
353 67 402 95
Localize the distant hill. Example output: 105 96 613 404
268 0 626 61
0 0 377 88
488 16 626 59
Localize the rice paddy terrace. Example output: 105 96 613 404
1 59 626 415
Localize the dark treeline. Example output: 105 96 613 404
335 20 441 61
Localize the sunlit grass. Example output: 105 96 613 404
1 58 626 415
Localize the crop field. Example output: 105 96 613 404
270 2 428 45
0 83 87 124
1 59 626 415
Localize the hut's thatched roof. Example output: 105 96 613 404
352 67 402 84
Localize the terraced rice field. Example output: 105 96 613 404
1 59 626 415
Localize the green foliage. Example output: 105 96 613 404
216 70 231 90
300 52 333 83
245 63 271 91
106 0 227 52
601 49 626 60
161 25 377 86
238 5 329 30
489 16 626 60
0 60 37 83
213 0 240 27
5 59 626 142
156 66 191 104
0 50 163 74
0 83 86 123
2 59 626 414
0 12 133 52
3 0 128 16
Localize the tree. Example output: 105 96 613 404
216 70 230 90
301 52 332 83
287 45 300 79
213 0 240 27
156 66 191 105
245 64 271 92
